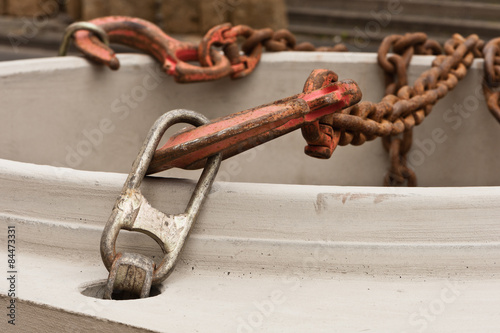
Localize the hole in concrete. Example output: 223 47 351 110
80 280 162 301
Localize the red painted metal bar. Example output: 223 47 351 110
147 76 361 174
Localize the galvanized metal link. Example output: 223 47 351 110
101 109 222 298
104 253 154 299
59 21 109 56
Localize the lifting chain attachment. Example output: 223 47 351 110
337 32 498 186
60 17 500 186
60 16 346 83
101 110 222 299
147 70 361 173
101 71 361 296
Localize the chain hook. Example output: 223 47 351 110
71 16 233 82
198 23 264 79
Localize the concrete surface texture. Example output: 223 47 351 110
0 52 499 331
0 158 499 331
0 0 288 33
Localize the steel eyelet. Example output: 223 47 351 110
101 109 222 298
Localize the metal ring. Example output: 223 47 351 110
58 22 109 56
100 109 223 285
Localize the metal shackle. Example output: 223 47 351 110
100 109 222 298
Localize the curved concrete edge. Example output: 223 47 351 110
1 157 499 276
0 52 380 76
262 49 486 69
1 158 500 331
1 227 500 332
1 51 497 187
0 52 499 332
0 52 484 77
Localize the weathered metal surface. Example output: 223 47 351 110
71 16 232 82
101 110 222 296
384 130 416 187
147 71 361 173
59 21 109 57
104 252 155 299
198 23 262 79
333 33 481 146
301 69 341 159
483 37 500 122
64 16 500 186
327 32 498 186
3 157 500 331
1 41 500 324
68 16 346 82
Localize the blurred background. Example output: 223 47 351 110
0 0 499 60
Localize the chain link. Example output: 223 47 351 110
67 17 500 186
483 37 500 122
199 23 347 79
315 33 492 186
383 129 416 187
377 33 442 186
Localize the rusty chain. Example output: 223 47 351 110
60 18 500 299
322 33 498 187
199 23 347 79
483 37 500 123
65 17 500 187
66 17 347 82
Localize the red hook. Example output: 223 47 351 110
72 16 233 83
